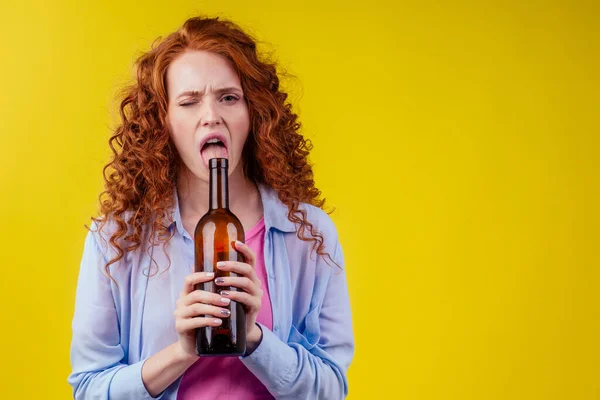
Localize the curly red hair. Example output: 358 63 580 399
91 15 338 280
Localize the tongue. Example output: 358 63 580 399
200 144 229 168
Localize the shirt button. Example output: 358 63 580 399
274 325 279 331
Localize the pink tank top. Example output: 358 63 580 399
177 217 274 400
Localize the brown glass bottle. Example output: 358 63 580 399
194 158 246 356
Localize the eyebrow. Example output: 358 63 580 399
175 86 242 100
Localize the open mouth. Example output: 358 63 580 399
200 137 229 168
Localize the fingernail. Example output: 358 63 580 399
213 319 222 325
220 290 230 296
220 297 230 304
235 240 244 247
215 278 225 284
206 272 214 277
216 261 226 268
220 309 231 316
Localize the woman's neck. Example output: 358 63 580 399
176 164 263 234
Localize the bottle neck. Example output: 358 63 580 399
209 166 229 210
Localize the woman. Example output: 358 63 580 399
68 15 353 399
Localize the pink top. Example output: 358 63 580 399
177 217 274 400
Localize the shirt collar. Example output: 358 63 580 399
168 183 296 237
257 183 296 233
169 188 187 239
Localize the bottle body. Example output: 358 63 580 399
194 158 246 356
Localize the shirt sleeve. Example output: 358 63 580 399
240 239 355 399
67 228 166 399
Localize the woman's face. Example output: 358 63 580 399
165 50 250 182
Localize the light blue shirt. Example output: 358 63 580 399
68 184 354 399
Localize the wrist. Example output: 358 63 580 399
174 341 199 365
245 323 263 355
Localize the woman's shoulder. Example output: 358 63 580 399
88 211 136 238
84 211 139 259
260 184 339 241
298 202 339 240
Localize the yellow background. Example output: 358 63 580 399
1 1 598 398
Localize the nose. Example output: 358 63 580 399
200 99 223 127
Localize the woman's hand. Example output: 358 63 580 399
215 240 264 353
174 271 233 357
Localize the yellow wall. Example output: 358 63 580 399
1 1 598 398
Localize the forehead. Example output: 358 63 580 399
166 50 241 93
